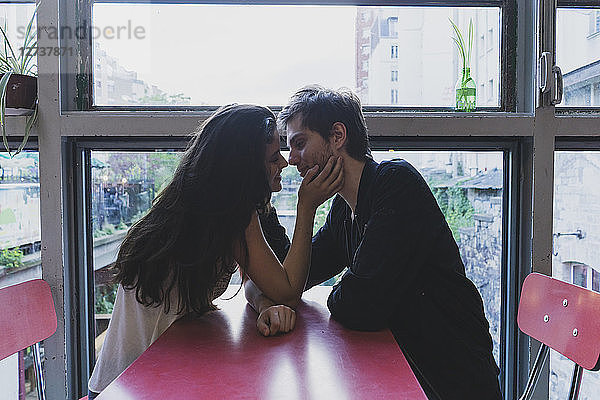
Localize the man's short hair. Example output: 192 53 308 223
277 85 371 161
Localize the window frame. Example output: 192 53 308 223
61 0 518 113
25 0 600 399
64 135 526 399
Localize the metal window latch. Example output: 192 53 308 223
538 52 552 95
551 65 563 105
537 52 563 106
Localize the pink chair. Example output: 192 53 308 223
0 279 57 400
517 273 600 400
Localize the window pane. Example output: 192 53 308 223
272 150 504 364
0 151 41 400
0 4 38 76
551 151 600 399
92 4 500 108
90 151 182 358
557 9 600 107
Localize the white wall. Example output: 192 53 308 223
0 353 20 399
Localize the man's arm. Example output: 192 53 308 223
327 166 452 331
305 195 349 288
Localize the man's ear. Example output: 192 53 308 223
330 122 347 151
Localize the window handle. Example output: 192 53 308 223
538 52 552 94
551 65 563 105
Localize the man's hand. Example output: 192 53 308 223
257 305 296 336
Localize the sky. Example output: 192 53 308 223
93 4 357 105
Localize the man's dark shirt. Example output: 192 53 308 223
260 159 502 400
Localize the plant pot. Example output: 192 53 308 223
455 67 476 112
0 74 37 109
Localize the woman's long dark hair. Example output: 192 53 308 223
113 104 276 315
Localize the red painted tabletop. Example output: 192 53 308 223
97 286 426 399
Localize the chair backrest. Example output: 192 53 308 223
517 273 600 371
0 279 57 361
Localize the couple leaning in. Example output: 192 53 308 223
88 86 502 400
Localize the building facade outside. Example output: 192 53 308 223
557 9 600 107
355 7 500 108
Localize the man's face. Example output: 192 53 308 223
286 116 334 178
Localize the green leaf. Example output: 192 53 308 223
449 17 475 70
451 37 465 67
0 70 12 155
0 4 39 155
19 4 39 74
449 18 467 67
17 99 38 155
467 19 474 66
0 26 18 71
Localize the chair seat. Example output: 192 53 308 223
517 273 600 370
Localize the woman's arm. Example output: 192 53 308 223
236 156 343 305
243 274 296 336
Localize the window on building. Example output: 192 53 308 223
572 264 588 288
478 33 485 56
391 44 399 59
594 82 600 106
592 268 600 292
390 88 398 104
382 16 398 38
488 79 494 101
391 70 398 82
486 27 494 51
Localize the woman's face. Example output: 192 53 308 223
265 130 288 192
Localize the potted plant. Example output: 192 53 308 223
450 17 476 112
0 4 39 157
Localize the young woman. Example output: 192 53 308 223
88 104 343 397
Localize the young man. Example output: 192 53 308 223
250 85 502 399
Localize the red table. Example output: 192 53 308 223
96 286 426 399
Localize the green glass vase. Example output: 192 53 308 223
455 67 476 112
